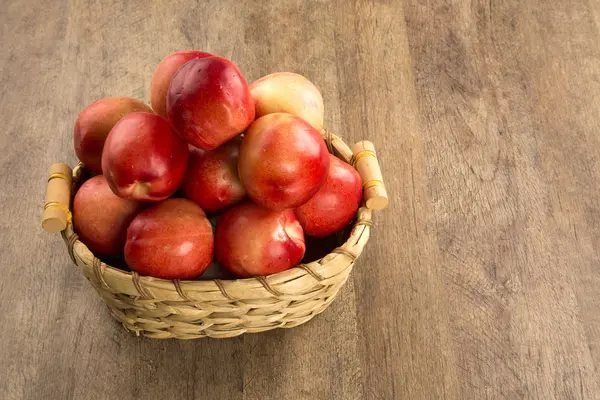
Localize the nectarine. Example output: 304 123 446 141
250 72 324 130
74 97 152 173
238 113 330 210
150 50 212 118
102 112 189 202
167 56 255 150
215 202 305 277
73 175 145 257
296 155 362 237
180 139 246 213
125 198 214 280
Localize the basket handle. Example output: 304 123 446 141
351 141 389 210
42 163 73 233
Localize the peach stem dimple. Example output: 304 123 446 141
284 219 306 249
131 181 151 199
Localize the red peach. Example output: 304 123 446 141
150 50 212 118
167 56 255 150
250 72 324 130
215 202 305 277
180 139 246 213
295 155 362 237
73 175 145 257
74 97 152 173
238 113 330 210
102 112 189 202
125 198 214 280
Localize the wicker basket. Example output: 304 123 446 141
42 130 388 339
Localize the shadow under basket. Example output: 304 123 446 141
42 130 388 339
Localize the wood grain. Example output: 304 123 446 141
0 0 598 399
404 1 600 398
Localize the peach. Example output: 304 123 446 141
296 155 362 237
238 113 330 210
180 139 246 213
125 198 214 280
167 56 255 150
73 97 152 173
73 175 145 257
250 72 324 130
215 202 305 277
150 50 212 118
102 112 189 202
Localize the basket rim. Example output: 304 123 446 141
63 130 373 300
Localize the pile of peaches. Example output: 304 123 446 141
72 51 362 280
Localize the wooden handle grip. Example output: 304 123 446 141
42 163 73 233
351 141 389 210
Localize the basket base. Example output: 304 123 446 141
109 293 339 339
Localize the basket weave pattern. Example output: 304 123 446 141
61 132 374 339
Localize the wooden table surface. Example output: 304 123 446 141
2 0 600 399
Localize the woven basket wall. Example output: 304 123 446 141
60 131 375 339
